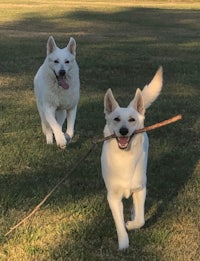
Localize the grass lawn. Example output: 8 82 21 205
0 0 200 260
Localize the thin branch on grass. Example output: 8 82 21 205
4 114 182 237
4 143 97 237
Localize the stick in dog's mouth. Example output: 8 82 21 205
93 115 182 146
102 115 183 148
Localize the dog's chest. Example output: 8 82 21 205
101 135 148 197
104 149 139 180
47 84 79 110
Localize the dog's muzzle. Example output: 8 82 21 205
54 70 69 90
115 127 134 150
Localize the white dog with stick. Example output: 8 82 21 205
34 36 80 149
101 67 163 250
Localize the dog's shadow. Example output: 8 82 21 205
143 136 194 228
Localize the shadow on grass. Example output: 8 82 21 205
0 5 200 259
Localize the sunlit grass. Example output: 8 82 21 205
0 0 200 260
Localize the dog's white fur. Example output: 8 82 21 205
101 67 163 250
34 36 80 149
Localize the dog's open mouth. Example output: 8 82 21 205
116 136 131 150
58 76 69 90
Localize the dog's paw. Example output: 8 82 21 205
126 220 145 231
55 134 67 149
118 234 129 250
59 143 66 150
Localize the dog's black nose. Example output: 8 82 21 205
59 69 66 76
119 127 129 136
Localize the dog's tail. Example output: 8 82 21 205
142 66 163 109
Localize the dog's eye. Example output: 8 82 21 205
129 118 135 122
65 60 70 64
54 60 59 64
114 117 120 122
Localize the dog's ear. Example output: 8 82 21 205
129 88 145 115
67 37 76 56
142 66 163 109
104 89 119 114
47 36 57 55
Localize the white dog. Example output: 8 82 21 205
101 67 163 250
34 36 80 149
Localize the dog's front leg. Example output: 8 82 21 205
107 193 129 250
126 187 146 230
45 108 66 149
65 106 77 142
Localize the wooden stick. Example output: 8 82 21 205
135 114 182 134
94 114 182 143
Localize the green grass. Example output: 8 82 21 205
0 0 200 260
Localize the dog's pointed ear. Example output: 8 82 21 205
129 88 145 115
104 89 119 114
47 36 57 55
142 66 163 109
67 37 76 56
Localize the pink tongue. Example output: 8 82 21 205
59 79 69 89
118 137 129 147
